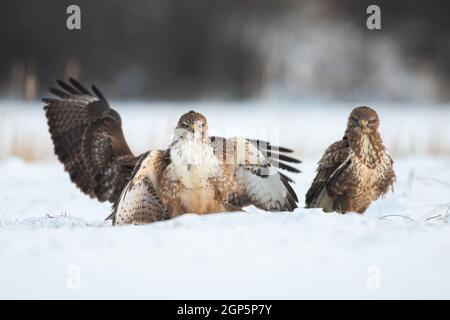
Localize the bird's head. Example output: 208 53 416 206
174 110 209 142
347 106 380 134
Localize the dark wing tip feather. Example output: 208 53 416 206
249 139 294 153
282 177 299 203
105 211 115 221
69 77 92 95
288 195 298 211
279 171 294 184
280 174 299 208
273 161 301 173
92 85 106 100
275 153 302 164
49 86 71 99
56 79 80 95
272 146 294 153
246 138 302 172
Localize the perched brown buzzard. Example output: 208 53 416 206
305 106 396 214
43 79 300 225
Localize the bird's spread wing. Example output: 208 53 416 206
43 78 139 203
305 139 350 207
210 136 301 183
210 136 299 211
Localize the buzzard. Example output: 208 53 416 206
43 79 300 225
305 106 396 214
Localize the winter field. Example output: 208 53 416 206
0 101 450 299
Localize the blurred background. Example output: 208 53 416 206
1 0 449 102
0 0 450 161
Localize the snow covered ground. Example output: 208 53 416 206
0 102 449 299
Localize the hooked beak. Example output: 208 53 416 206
358 119 368 128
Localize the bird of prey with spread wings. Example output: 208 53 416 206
305 106 396 214
43 79 300 225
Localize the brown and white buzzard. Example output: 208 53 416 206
43 79 300 225
305 106 396 214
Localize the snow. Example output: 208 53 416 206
0 102 450 299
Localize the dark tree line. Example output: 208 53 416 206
0 0 449 101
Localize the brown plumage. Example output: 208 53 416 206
112 111 299 225
305 106 396 214
43 80 136 203
43 79 301 224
